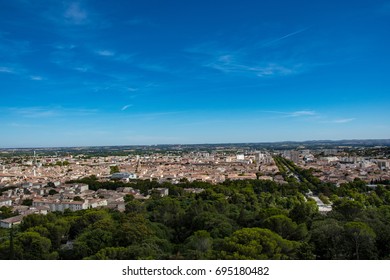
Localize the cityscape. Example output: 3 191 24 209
1 140 390 259
1 0 390 264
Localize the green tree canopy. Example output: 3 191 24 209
219 227 299 260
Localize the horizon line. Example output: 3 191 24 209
1 138 390 150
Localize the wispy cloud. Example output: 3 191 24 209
132 111 186 121
289 110 317 117
127 87 138 92
188 39 308 78
53 43 76 50
93 48 134 63
185 26 314 79
0 35 32 59
41 1 110 31
30 75 44 81
207 55 302 77
73 66 90 72
262 28 308 47
64 2 88 25
1 65 46 81
256 64 301 77
5 106 98 119
332 118 356 123
264 110 356 124
0 66 15 74
0 64 36 79
121 104 133 111
261 110 317 118
9 107 58 118
95 49 115 57
51 53 92 73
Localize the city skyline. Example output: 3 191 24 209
1 0 390 148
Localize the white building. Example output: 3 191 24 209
236 154 245 161
111 172 137 181
32 199 88 212
0 198 12 207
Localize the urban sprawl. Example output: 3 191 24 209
1 143 389 229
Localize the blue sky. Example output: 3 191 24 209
0 0 389 148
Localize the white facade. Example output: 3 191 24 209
236 154 245 161
32 199 88 212
0 198 12 207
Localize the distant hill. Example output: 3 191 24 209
1 139 390 156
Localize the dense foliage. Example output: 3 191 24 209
1 176 390 260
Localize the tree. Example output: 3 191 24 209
333 199 364 220
73 228 113 259
310 219 347 259
289 200 318 224
124 194 134 203
345 222 377 260
125 200 146 214
46 182 55 188
183 230 213 259
16 231 57 259
0 206 15 219
87 246 130 260
20 214 49 231
113 214 154 247
262 215 307 241
219 228 299 260
46 219 71 249
110 165 120 174
191 212 235 238
147 197 185 234
48 189 58 196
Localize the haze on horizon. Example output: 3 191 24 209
1 0 389 148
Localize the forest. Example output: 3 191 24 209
1 172 390 260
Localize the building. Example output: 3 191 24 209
32 199 88 212
0 198 12 207
111 172 137 181
0 215 24 228
0 208 48 228
376 160 390 170
236 154 245 161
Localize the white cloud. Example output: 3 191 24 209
6 107 98 118
96 50 115 57
74 66 89 72
332 118 356 123
127 87 138 92
53 44 76 50
207 54 302 78
256 64 298 77
30 75 43 81
64 2 88 25
187 28 313 79
0 67 15 74
121 104 133 111
262 28 309 47
289 110 316 117
11 107 57 118
260 110 318 119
